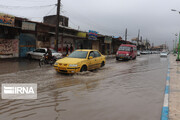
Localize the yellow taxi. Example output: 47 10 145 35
54 49 106 73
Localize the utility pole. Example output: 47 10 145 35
146 38 148 50
173 40 174 53
55 0 61 52
125 28 127 41
137 29 140 49
140 36 142 51
165 41 166 50
137 29 140 41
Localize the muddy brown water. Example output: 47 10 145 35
0 55 168 120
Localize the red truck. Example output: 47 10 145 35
116 44 137 60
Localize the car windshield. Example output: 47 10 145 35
68 51 88 58
118 46 131 51
50 49 57 53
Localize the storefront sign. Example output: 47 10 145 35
22 22 36 31
104 36 112 44
88 30 98 40
0 13 15 26
77 32 86 38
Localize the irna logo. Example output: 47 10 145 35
4 86 35 94
2 84 37 99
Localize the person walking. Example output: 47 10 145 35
80 44 83 49
70 44 73 53
66 44 69 55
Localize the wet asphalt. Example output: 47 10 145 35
0 54 168 120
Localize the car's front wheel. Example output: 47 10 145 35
80 65 87 72
101 61 105 67
133 56 136 60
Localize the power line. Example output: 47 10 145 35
25 6 56 22
0 4 56 9
7 0 57 3
44 5 56 17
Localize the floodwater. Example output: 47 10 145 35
0 55 168 120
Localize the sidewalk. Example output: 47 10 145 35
169 55 180 120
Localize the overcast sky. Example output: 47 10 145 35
1 0 180 49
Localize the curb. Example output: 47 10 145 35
161 61 170 120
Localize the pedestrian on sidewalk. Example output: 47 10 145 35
70 43 73 53
66 44 69 56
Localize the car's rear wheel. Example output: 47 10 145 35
27 54 32 60
80 65 87 72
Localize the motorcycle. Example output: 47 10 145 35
39 54 57 67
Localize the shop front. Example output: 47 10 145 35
104 36 112 55
0 13 20 58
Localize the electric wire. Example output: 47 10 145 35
0 4 56 9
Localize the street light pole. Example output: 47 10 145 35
125 28 127 41
175 34 177 53
173 40 174 53
171 9 180 61
177 32 180 61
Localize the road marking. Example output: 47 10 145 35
161 62 170 120
165 86 169 94
161 107 169 120
166 80 170 86
163 94 169 107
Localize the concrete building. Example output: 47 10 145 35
0 13 135 58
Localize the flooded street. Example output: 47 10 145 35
0 55 168 120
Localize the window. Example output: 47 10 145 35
34 49 41 53
89 51 95 58
39 49 46 53
34 49 46 53
68 51 88 59
50 49 57 53
118 46 131 51
94 51 101 57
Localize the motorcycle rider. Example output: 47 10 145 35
46 47 52 61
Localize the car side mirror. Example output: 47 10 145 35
89 56 93 59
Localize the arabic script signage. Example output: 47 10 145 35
0 13 15 26
88 30 98 40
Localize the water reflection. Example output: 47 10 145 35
0 55 168 120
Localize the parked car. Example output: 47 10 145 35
152 51 159 54
137 51 141 56
116 44 137 60
160 51 168 57
26 48 62 60
54 49 106 74
141 51 149 55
